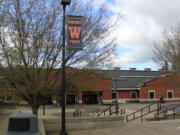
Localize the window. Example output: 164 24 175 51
112 91 117 99
167 90 173 99
130 91 137 99
149 91 155 99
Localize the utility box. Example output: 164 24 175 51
6 113 41 135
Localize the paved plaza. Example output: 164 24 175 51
0 103 180 135
68 119 180 135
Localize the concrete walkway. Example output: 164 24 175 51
1 103 180 135
68 119 180 135
0 116 8 135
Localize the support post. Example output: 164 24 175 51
173 108 176 119
141 109 143 121
60 4 67 135
157 102 160 120
114 79 119 115
43 105 45 115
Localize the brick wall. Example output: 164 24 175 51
77 91 82 100
117 90 140 99
76 78 112 104
118 91 130 99
140 79 180 100
98 79 112 103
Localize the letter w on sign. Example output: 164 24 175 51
67 16 83 50
69 27 81 39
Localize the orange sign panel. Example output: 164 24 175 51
67 16 82 49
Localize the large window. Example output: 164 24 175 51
149 91 155 99
130 91 137 99
167 90 173 99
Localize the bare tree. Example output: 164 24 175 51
0 0 119 115
153 24 180 88
153 25 180 73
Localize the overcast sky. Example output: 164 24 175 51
90 0 180 70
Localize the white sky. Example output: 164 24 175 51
91 0 180 70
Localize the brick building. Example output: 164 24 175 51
2 67 180 104
62 69 112 105
97 68 159 103
98 68 180 103
0 68 112 105
140 76 180 102
76 78 112 104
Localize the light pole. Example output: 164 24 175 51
114 78 119 115
60 0 71 135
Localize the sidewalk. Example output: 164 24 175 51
1 103 180 135
0 116 8 135
68 119 180 135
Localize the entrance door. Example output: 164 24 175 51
131 91 137 99
82 92 97 104
66 94 75 105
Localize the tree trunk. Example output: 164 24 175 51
32 106 39 116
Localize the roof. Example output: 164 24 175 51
0 68 160 90
96 70 159 78
113 77 156 89
96 69 159 89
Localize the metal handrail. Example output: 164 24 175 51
158 104 180 119
73 109 81 117
92 109 100 117
97 104 115 117
126 102 159 122
110 108 125 116
158 104 180 111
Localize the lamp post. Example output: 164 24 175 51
60 0 71 135
114 78 119 115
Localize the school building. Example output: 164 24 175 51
60 68 180 104
1 68 180 104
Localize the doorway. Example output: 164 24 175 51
66 94 75 105
82 92 98 104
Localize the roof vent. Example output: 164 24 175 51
158 68 164 72
129 68 136 71
114 67 120 70
144 68 151 71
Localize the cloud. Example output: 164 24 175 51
79 0 180 70
107 0 180 69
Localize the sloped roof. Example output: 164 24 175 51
96 69 159 89
96 70 159 78
113 77 156 89
0 68 160 90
